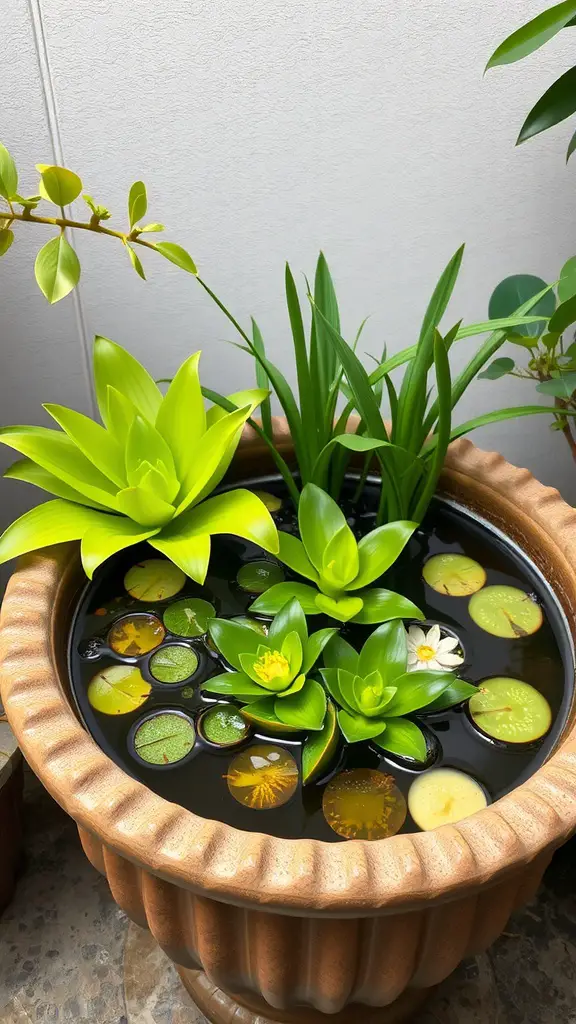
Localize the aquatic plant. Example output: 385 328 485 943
321 623 476 761
250 483 423 624
204 598 337 732
0 338 278 580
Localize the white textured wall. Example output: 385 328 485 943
2 0 576 556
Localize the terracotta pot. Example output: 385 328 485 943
1 425 576 1023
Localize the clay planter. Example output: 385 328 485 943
1 426 576 1023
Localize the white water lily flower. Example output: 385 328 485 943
406 623 464 672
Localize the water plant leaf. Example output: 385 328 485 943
486 0 576 69
80 518 159 578
175 404 256 512
148 530 211 583
0 142 17 199
422 679 478 713
155 351 205 480
320 525 359 589
353 673 397 717
93 336 162 428
319 667 356 714
311 433 390 485
88 665 151 716
478 357 515 380
268 596 308 651
373 718 427 761
153 241 197 275
38 165 82 206
277 532 319 582
250 581 320 615
351 589 424 625
348 521 417 591
202 671 267 701
128 180 147 228
115 481 175 527
518 66 576 144
357 620 407 683
4 458 110 509
302 700 339 784
337 708 385 743
208 618 265 670
34 234 80 303
241 697 302 732
323 635 359 674
298 482 348 571
0 498 107 564
274 678 326 730
43 402 126 487
301 627 338 674
383 670 455 717
170 489 278 554
315 593 364 622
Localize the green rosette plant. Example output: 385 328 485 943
249 483 423 624
321 624 477 761
0 337 278 581
203 598 337 733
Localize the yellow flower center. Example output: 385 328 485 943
253 650 290 683
416 644 436 662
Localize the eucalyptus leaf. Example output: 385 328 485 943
478 357 515 380
536 373 576 399
518 66 576 144
486 1 576 69
488 275 553 338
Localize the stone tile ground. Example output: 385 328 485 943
1 770 575 1023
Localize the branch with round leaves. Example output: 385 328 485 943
0 141 197 303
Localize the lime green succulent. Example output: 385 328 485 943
0 337 278 580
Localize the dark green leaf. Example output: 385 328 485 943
488 275 553 338
567 128 576 162
478 357 515 380
536 373 576 398
373 718 427 761
422 679 478 713
275 678 326 730
351 589 424 625
412 331 452 522
251 319 273 439
486 1 576 69
549 293 576 334
558 257 576 302
518 66 576 144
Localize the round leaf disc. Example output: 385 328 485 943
468 585 543 638
163 598 216 637
236 561 285 594
469 677 552 744
149 645 199 683
423 554 486 597
108 613 165 656
133 711 195 765
88 665 151 715
199 704 251 747
322 769 406 840
124 559 186 602
408 768 487 831
225 744 298 808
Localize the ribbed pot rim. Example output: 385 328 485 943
1 424 576 915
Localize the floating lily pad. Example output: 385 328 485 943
468 585 543 638
180 685 195 699
423 554 486 597
133 711 195 765
225 744 299 808
88 665 151 715
163 598 216 637
231 616 268 635
199 704 251 747
108 613 165 656
124 560 186 602
149 645 199 683
252 490 282 513
408 767 488 831
236 561 285 594
302 700 339 785
469 677 552 744
323 769 406 840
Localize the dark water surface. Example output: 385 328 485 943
68 478 574 841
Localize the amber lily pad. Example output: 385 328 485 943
408 768 487 831
88 665 151 715
108 613 165 656
124 560 186 602
149 645 199 683
133 711 195 765
423 554 486 596
236 561 285 594
468 585 543 638
163 598 215 637
199 704 251 747
469 677 552 743
302 700 339 785
322 769 407 840
225 744 299 808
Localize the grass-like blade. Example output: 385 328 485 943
251 318 273 439
423 405 576 453
285 263 318 454
412 332 451 521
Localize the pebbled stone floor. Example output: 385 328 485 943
0 770 575 1023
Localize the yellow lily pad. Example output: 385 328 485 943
423 554 486 597
468 585 543 638
88 665 151 715
124 559 186 602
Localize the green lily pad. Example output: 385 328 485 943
124 559 186 602
199 704 251 747
302 700 339 784
163 598 216 637
468 585 543 638
133 711 195 765
149 645 199 683
88 665 151 715
423 554 486 597
469 677 552 743
236 561 285 594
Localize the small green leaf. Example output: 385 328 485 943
478 357 515 380
139 223 165 232
486 1 576 69
323 635 359 673
542 333 561 351
422 679 478 713
14 193 41 209
115 483 175 527
349 521 417 591
319 668 356 714
126 242 146 280
373 718 427 761
38 165 82 206
302 627 338 674
558 257 576 302
518 66 576 144
489 275 553 338
302 700 339 784
351 589 424 625
320 525 359 589
299 483 348 572
337 709 384 743
549 293 576 335
202 670 266 701
358 621 407 683
0 228 14 257
383 671 454 717
128 180 147 229
315 593 364 622
567 128 576 162
277 532 319 583
153 241 197 275
536 373 576 399
34 234 80 304
83 194 111 220
250 582 320 616
241 698 302 733
274 678 326 730
268 597 308 651
0 143 18 199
